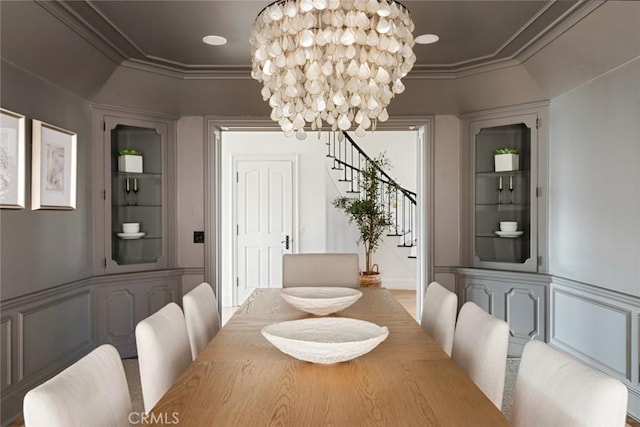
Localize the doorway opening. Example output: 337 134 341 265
206 121 434 324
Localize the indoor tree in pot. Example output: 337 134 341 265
333 155 395 287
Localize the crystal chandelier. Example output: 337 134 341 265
250 0 416 139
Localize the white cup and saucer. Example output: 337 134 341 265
117 222 146 239
495 221 523 238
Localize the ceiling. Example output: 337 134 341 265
1 1 638 117
54 0 581 76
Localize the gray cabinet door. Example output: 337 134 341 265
95 272 181 357
458 269 549 357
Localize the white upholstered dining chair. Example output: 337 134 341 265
23 344 132 427
451 301 509 409
511 340 628 427
135 302 192 412
282 253 360 288
183 282 221 360
420 281 458 356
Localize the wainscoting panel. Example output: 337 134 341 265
94 270 182 359
104 289 136 344
456 268 550 357
551 287 630 379
505 288 540 341
20 290 93 379
550 276 640 420
432 271 456 294
1 318 11 391
464 283 494 315
181 267 205 295
0 278 94 426
145 285 176 315
0 269 186 426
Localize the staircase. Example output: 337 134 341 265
326 131 417 258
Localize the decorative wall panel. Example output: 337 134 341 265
1 318 12 391
464 283 494 314
20 290 92 379
457 268 549 357
550 276 639 420
1 269 184 425
505 288 540 341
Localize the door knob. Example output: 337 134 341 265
281 235 290 249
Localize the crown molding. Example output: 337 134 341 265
518 0 605 63
36 0 124 65
41 0 601 82
90 103 180 121
458 100 550 120
121 59 254 80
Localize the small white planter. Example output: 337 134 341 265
494 154 519 172
118 155 143 173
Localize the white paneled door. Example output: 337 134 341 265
234 158 294 305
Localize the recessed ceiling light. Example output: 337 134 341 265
202 35 227 46
415 34 439 45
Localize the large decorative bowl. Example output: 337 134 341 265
280 287 362 315
261 317 389 364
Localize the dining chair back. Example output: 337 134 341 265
420 281 458 356
451 301 509 409
135 302 192 412
23 344 132 427
282 253 360 288
511 340 628 427
183 282 221 360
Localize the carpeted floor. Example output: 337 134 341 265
123 358 144 417
502 357 520 419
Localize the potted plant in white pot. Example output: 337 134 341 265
333 155 394 288
118 149 143 173
494 147 519 172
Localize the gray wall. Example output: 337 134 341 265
432 115 461 292
0 60 93 301
176 117 205 295
548 57 640 297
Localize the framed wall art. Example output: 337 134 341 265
32 120 77 210
0 108 26 209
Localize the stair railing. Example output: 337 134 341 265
326 131 417 252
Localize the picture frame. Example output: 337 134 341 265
0 108 26 209
32 120 77 210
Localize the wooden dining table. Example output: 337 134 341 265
149 288 510 426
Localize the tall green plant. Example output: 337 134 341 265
333 155 395 274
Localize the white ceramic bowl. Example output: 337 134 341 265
499 221 518 232
262 317 389 364
122 222 140 233
280 287 362 315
